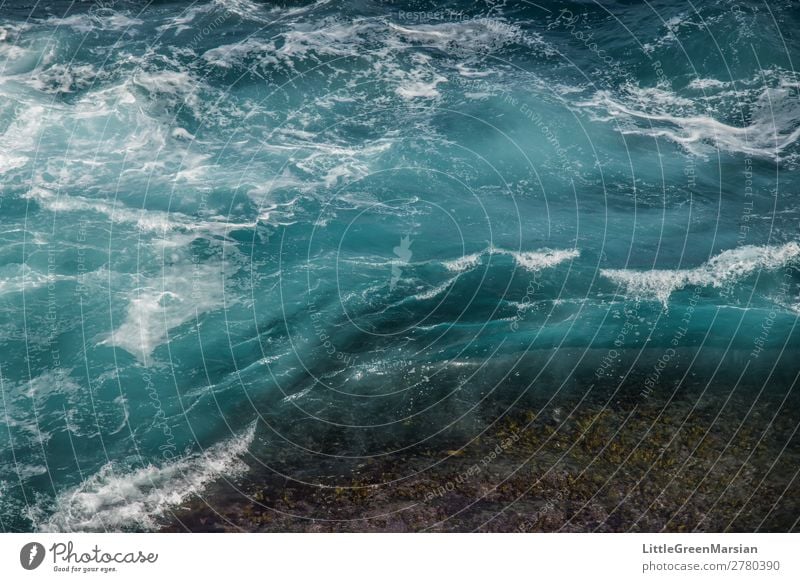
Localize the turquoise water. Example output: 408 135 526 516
0 0 799 531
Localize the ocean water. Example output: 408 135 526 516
0 0 799 532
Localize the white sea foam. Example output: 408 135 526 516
0 263 73 297
156 4 214 34
171 127 195 141
279 20 375 60
104 262 230 362
411 280 454 301
27 63 100 94
1 69 212 191
455 63 491 78
443 252 484 273
202 38 276 68
133 70 199 110
579 84 800 160
213 0 269 23
687 78 729 90
388 17 549 57
389 247 576 305
282 386 313 403
508 248 580 272
602 242 800 305
0 22 58 77
0 42 34 73
286 138 393 189
396 72 447 100
26 370 81 400
204 15 547 76
203 19 371 69
0 104 45 174
46 13 143 33
26 186 255 237
38 422 256 532
443 247 579 274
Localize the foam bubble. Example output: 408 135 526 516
443 252 483 273
0 263 72 297
103 262 230 362
0 104 45 174
602 242 800 305
46 13 143 34
388 17 549 57
38 422 256 532
396 72 447 100
509 248 581 272
411 280 454 301
26 186 255 236
26 63 100 94
579 83 800 160
442 247 579 274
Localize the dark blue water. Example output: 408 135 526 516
0 0 799 531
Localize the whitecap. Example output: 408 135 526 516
507 248 580 272
442 246 579 274
602 242 800 306
443 252 484 273
37 422 256 532
687 78 729 90
410 279 455 301
442 246 580 273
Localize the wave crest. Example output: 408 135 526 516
37 422 256 532
602 242 800 305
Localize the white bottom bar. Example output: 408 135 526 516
2 533 797 581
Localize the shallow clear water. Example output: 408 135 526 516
0 0 799 531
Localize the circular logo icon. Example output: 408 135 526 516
20 542 45 570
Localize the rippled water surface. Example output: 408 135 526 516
0 0 799 532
